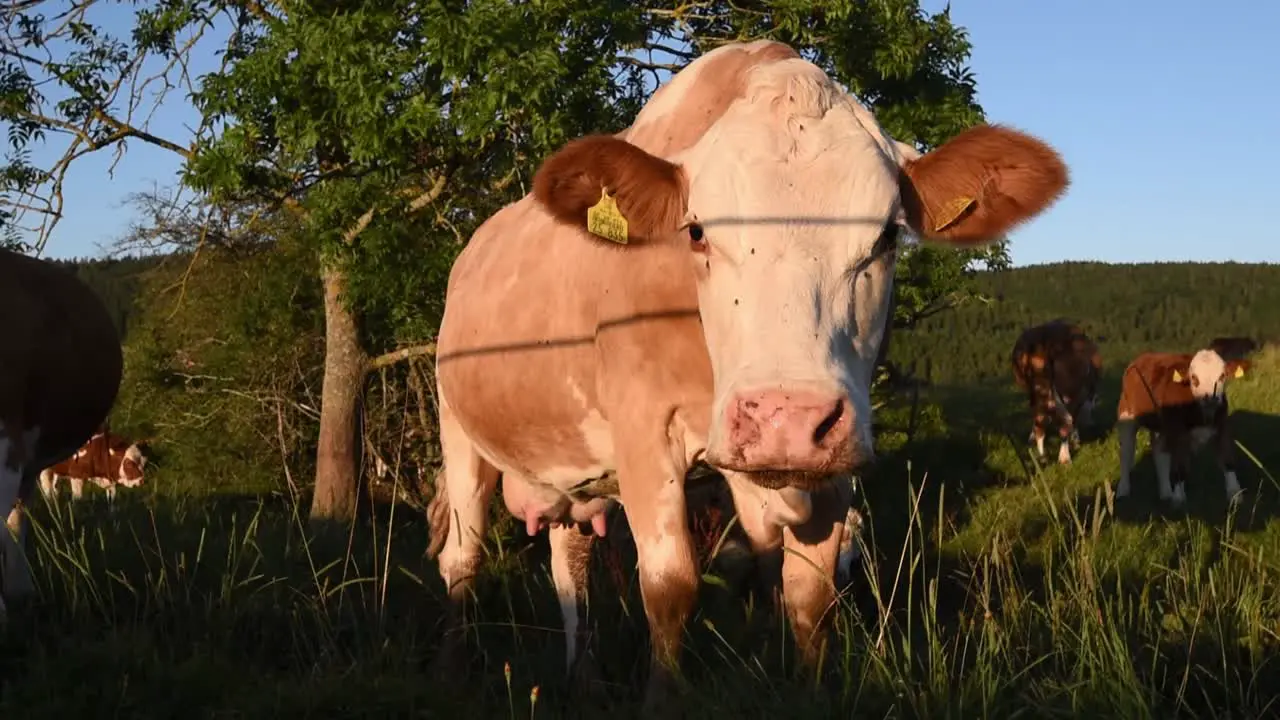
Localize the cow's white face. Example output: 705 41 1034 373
678 73 901 484
1184 349 1238 412
531 58 1069 491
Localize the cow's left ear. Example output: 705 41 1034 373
1172 366 1192 384
897 124 1069 247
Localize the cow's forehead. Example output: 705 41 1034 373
1190 350 1226 377
680 60 901 244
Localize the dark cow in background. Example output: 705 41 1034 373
0 247 123 619
39 429 148 504
1209 336 1259 362
1115 347 1251 506
1011 318 1102 465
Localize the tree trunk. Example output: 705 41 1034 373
310 262 366 523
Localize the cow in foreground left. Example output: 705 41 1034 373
0 247 124 620
427 39 1069 713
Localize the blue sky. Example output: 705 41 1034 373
22 0 1280 267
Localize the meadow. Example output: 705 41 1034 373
3 343 1279 719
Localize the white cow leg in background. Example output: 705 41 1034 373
38 469 58 503
70 477 84 501
0 427 40 620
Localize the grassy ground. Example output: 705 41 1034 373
4 350 1280 718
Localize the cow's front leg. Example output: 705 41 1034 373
69 477 84 501
547 522 603 699
1115 418 1138 498
616 437 697 718
1215 425 1243 504
1056 409 1076 465
780 478 852 675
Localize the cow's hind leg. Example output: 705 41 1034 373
69 477 85 501
425 392 500 680
1151 433 1180 505
548 522 604 702
1056 408 1076 465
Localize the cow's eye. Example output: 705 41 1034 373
688 222 707 251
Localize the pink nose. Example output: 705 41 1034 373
717 388 860 472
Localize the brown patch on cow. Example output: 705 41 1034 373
532 135 690 244
899 124 1070 246
43 431 142 485
627 41 800 158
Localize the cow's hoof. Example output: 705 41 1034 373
639 666 686 719
568 653 609 711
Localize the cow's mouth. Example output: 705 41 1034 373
732 469 845 492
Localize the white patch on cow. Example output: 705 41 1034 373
73 447 87 460
1225 470 1242 501
1057 440 1072 465
38 469 57 501
548 524 581 671
1034 433 1046 457
674 57 899 464
70 477 85 500
1115 419 1138 498
531 381 615 490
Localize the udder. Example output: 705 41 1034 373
501 473 614 537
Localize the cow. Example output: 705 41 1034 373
1010 318 1103 465
1115 348 1250 506
38 430 148 504
426 39 1068 713
0 247 124 620
1209 336 1258 362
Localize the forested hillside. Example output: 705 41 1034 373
64 254 1280 389
886 260 1280 385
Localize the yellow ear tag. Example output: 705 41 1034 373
1234 365 1245 378
932 195 976 232
1172 370 1184 383
586 188 629 244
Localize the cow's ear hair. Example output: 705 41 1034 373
532 134 689 244
898 124 1068 247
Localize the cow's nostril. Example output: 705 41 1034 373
813 400 844 444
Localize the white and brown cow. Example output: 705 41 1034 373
1011 318 1103 465
1 247 123 619
1115 348 1250 506
427 40 1068 711
38 429 148 504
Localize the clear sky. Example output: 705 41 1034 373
23 0 1280 267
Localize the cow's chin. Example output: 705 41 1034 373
733 469 843 492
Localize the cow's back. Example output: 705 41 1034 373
0 249 123 468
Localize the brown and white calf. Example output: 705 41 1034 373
1 247 123 619
427 39 1068 712
38 430 147 503
1011 319 1102 465
1115 349 1250 506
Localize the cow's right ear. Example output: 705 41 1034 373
1171 366 1192 384
533 134 689 245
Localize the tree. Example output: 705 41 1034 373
1 0 1004 524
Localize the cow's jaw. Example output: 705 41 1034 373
687 128 898 490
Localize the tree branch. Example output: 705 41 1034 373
341 170 450 246
366 343 436 373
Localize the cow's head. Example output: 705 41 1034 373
1173 349 1250 413
111 443 147 488
532 64 1068 490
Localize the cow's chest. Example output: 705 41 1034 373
1189 426 1216 449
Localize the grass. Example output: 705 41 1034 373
5 349 1280 718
